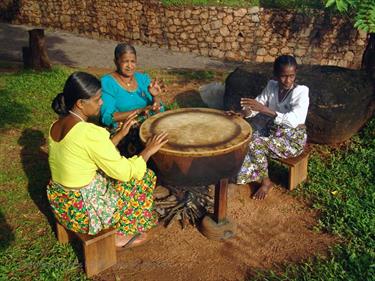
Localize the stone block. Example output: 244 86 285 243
337 60 348 67
344 51 354 61
269 47 278 55
256 48 267 56
251 15 260 23
200 48 209 56
200 11 209 19
218 12 226 19
248 7 260 14
223 15 233 25
220 26 230 36
358 29 367 39
255 55 264 62
184 9 191 18
225 51 239 60
232 41 239 49
234 8 247 18
193 25 202 33
264 55 274 63
210 20 222 30
202 23 211 32
210 49 225 58
281 46 291 54
170 46 179 51
214 36 223 43
117 22 124 30
356 39 365 46
206 36 213 43
295 48 306 56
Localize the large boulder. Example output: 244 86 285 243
224 65 374 144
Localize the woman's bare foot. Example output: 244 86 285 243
115 232 148 248
252 178 273 200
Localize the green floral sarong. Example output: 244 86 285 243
47 169 158 235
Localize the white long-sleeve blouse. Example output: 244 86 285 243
254 80 309 128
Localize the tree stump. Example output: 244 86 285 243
22 29 52 70
224 65 374 144
362 33 375 82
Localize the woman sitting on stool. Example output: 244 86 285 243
234 55 309 200
47 72 168 248
100 43 165 157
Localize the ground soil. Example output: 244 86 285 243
97 184 336 281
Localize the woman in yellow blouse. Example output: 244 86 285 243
47 72 168 248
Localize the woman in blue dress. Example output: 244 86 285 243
101 43 164 156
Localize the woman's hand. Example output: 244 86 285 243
140 132 168 162
240 98 276 117
148 79 162 97
111 111 138 146
225 110 244 118
119 111 138 136
140 105 153 117
152 100 161 112
240 98 265 112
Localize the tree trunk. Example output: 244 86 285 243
22 29 52 70
362 33 375 82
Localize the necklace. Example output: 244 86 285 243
118 73 133 87
69 110 85 122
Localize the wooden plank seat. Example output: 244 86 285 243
56 221 117 277
276 146 311 190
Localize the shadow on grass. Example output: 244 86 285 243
18 128 88 268
269 159 289 189
0 210 15 251
18 129 55 230
0 88 32 129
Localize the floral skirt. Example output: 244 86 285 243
47 169 158 235
236 124 307 184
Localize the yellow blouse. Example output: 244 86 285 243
48 122 146 188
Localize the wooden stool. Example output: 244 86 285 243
56 222 117 277
277 148 310 190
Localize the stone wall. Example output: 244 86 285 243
1 0 368 69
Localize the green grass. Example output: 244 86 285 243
0 65 373 280
161 0 325 9
0 66 88 280
161 0 259 7
252 118 375 280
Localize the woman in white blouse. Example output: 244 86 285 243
236 55 309 199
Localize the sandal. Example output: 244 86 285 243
116 233 149 251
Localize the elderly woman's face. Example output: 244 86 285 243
116 52 137 77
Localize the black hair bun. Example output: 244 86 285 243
51 93 68 115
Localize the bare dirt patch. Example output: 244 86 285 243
96 184 336 281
